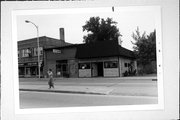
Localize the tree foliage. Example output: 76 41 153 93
132 27 156 66
82 17 121 43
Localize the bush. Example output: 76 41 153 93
137 61 157 75
123 71 128 77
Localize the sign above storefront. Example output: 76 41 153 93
27 62 37 66
53 49 61 54
18 63 24 66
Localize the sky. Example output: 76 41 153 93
17 8 156 50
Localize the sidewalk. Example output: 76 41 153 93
19 76 158 97
20 84 112 95
19 75 157 83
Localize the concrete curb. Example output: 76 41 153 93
19 89 106 95
19 88 157 97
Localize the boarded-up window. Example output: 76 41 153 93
104 61 118 68
78 63 90 69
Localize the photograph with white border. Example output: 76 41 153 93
2 0 179 120
12 6 164 113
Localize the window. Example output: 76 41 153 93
128 63 131 67
124 63 131 67
22 49 30 57
79 63 90 69
104 61 118 68
22 49 25 57
39 47 43 55
33 48 38 56
124 63 128 67
33 47 43 56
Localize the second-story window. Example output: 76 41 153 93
33 47 43 56
39 47 43 55
20 47 43 57
22 49 30 57
33 48 38 56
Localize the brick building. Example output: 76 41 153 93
44 40 137 78
18 28 137 78
18 36 71 77
44 44 78 78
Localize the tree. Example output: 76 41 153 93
132 27 156 74
82 17 121 43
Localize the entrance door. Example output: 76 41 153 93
97 62 103 76
92 63 98 77
25 67 31 77
91 62 103 77
56 60 68 77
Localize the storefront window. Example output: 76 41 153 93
124 63 131 67
79 63 90 69
18 67 25 75
104 61 118 68
124 63 128 67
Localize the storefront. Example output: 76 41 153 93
44 39 137 78
56 60 69 77
78 58 120 77
44 45 78 78
75 40 137 78
18 62 42 77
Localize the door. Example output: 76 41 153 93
92 63 98 77
97 62 103 76
91 62 104 77
25 67 31 77
56 60 68 77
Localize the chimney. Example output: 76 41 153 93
60 28 65 42
118 35 123 46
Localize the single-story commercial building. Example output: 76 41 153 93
43 40 137 78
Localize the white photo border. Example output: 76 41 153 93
11 6 164 114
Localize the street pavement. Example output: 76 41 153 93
19 76 158 108
19 76 158 97
20 91 158 108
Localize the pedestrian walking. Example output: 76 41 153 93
47 69 54 89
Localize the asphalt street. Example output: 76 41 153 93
19 77 158 108
20 91 158 109
19 77 158 97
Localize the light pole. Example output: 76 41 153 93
25 20 41 79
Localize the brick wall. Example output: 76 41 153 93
68 59 78 77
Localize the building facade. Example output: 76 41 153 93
18 36 71 77
18 36 137 78
43 40 137 78
43 44 78 78
75 40 137 77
